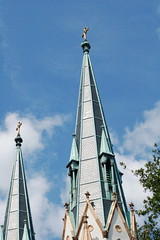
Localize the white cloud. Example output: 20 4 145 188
115 101 160 226
120 101 160 158
117 153 148 210
60 175 69 204
0 112 69 160
109 128 119 146
28 174 64 240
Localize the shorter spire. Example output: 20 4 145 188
69 134 79 162
22 220 30 240
99 126 113 156
3 122 35 240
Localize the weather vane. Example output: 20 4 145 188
81 27 89 41
16 122 22 136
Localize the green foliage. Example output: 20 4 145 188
120 144 160 239
134 144 160 240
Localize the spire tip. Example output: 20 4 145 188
81 27 89 41
16 122 22 136
81 27 91 53
15 122 23 146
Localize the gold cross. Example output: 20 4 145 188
82 27 89 41
16 122 22 135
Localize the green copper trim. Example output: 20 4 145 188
67 134 79 217
22 221 30 240
69 134 79 162
114 163 130 226
100 126 114 156
81 40 91 53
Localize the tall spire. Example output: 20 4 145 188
75 34 128 224
3 123 35 240
63 29 137 240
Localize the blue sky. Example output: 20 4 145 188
0 1 160 240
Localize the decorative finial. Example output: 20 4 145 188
81 28 91 53
16 122 22 136
129 202 134 211
15 122 23 146
81 27 89 41
83 213 89 223
64 202 69 211
112 192 117 201
85 191 90 199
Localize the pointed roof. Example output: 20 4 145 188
69 134 79 162
62 205 75 240
3 128 35 240
106 198 132 239
100 126 114 156
75 40 113 155
22 221 30 240
66 36 129 229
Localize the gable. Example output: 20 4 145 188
107 206 131 240
76 201 105 240
62 213 75 240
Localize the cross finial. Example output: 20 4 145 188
81 27 89 41
16 122 22 136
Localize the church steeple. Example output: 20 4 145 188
74 34 129 225
63 30 137 239
2 123 35 240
